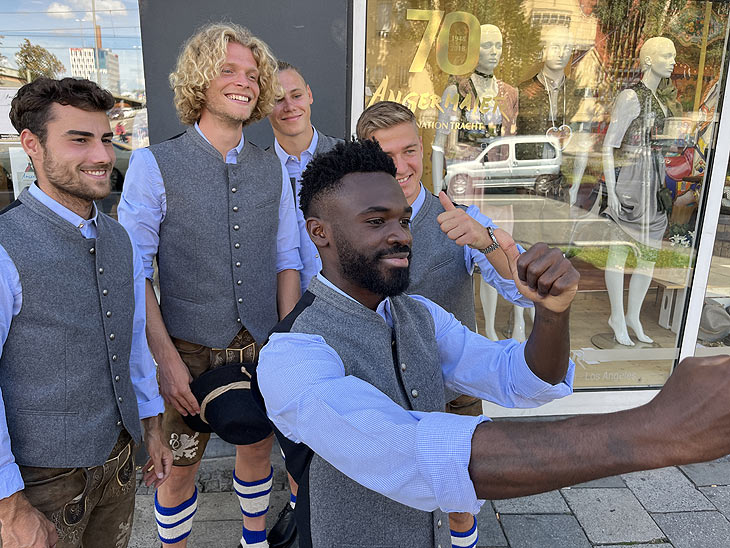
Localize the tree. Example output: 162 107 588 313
0 35 7 66
15 39 65 81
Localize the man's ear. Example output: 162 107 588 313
306 216 330 248
19 128 42 161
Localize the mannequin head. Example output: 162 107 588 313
541 26 574 73
476 25 503 74
640 37 676 79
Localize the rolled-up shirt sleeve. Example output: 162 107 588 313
276 164 303 273
464 205 533 308
125 234 164 420
0 246 25 499
258 332 487 514
410 294 574 405
117 148 166 280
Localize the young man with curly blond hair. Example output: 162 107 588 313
119 23 301 548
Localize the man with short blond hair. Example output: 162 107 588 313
119 23 301 548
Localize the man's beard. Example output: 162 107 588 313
43 148 111 202
335 233 411 298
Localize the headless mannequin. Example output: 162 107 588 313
602 37 675 346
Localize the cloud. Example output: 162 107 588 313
47 2 74 19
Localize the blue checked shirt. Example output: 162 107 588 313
258 274 574 515
0 183 164 500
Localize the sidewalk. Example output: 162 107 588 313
131 439 730 547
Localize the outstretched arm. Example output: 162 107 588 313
471 355 730 499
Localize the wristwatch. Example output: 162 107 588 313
478 227 500 255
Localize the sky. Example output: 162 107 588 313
0 0 145 93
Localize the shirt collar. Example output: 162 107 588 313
410 183 427 218
316 272 392 323
273 126 318 164
194 121 245 157
28 182 98 230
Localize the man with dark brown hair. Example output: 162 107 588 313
0 77 170 548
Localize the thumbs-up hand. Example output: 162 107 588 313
437 192 496 249
494 232 579 314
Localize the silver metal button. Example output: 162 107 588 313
236 262 241 267
237 280 242 285
231 187 237 193
106 311 112 318
237 318 241 323
118 396 123 402
109 333 115 340
98 267 104 274
411 389 418 398
102 289 108 296
400 363 407 371
116 420 122 426
112 354 117 361
115 375 120 382
89 247 95 254
233 225 240 230
437 519 442 528
234 243 240 249
233 206 239 212
238 298 243 303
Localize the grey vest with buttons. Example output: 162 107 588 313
150 128 281 347
409 191 476 330
0 189 141 467
280 277 450 548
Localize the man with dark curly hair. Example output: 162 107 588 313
258 139 730 548
118 23 301 548
0 77 171 548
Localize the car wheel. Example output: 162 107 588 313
448 174 472 198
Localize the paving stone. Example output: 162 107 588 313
700 485 730 518
680 461 730 486
493 491 569 514
622 467 714 512
476 503 508 547
568 475 626 489
500 514 591 548
563 488 663 544
653 511 730 548
600 545 672 548
186 519 242 547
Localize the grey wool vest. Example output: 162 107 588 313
314 131 342 156
150 128 282 346
273 277 450 548
0 189 141 467
408 191 476 330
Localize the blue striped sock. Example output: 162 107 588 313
155 488 198 544
241 525 267 545
233 467 273 519
451 517 478 548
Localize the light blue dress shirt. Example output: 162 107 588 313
258 273 574 515
274 127 320 292
0 183 164 500
118 123 302 280
411 184 532 307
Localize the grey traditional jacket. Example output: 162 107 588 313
409 191 476 331
150 128 283 346
0 188 141 467
268 277 451 548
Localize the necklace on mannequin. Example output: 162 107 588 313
544 76 572 150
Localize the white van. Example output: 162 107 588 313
445 135 563 198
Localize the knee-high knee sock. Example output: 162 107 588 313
155 488 198 544
451 518 478 548
234 467 272 545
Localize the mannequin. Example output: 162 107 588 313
432 24 518 193
516 26 579 151
602 37 675 346
431 24 527 341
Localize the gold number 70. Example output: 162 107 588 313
407 9 481 75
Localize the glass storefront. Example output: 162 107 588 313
0 0 147 218
360 0 730 392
